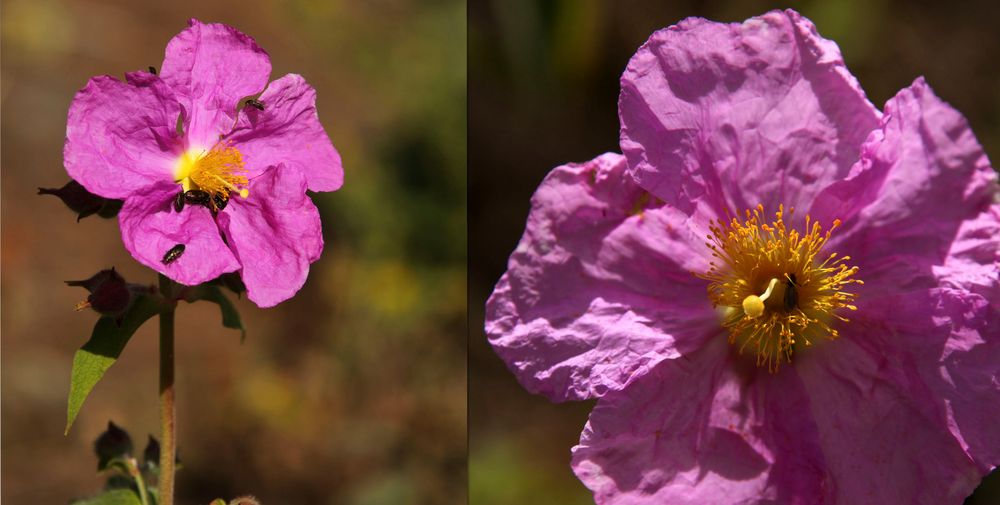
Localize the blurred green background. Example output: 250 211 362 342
1 1 465 504
469 1 1000 504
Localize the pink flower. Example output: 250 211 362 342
64 19 343 307
486 9 999 504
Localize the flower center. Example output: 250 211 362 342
698 205 862 372
173 142 250 204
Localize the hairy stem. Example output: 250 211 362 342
158 274 176 505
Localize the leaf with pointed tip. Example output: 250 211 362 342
66 295 166 434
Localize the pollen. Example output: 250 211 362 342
698 205 862 372
174 142 250 206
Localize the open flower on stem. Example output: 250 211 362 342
64 19 343 307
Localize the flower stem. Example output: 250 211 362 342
128 457 151 505
158 274 176 505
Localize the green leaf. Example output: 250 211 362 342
184 285 246 341
71 488 143 505
66 295 166 434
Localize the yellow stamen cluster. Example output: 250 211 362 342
174 142 250 204
698 205 862 372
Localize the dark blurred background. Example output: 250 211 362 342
469 1 1000 504
2 1 465 504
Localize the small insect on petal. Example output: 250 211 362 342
173 192 185 212
184 190 211 206
246 98 265 111
212 193 229 211
162 244 185 265
148 66 157 75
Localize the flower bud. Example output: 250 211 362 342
96 199 124 218
141 433 181 470
38 180 122 221
94 420 133 470
66 268 131 318
142 434 160 470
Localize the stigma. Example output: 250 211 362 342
742 278 778 318
173 142 250 209
699 205 862 372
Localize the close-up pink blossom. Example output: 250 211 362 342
486 9 999 504
64 19 343 307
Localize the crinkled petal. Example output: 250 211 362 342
810 78 999 292
118 182 239 285
934 204 1000 299
64 76 184 199
486 153 721 402
924 290 1000 473
850 282 1000 476
804 80 999 486
572 290 996 505
160 19 271 147
795 328 984 504
572 338 830 505
216 164 323 308
229 74 344 192
619 9 880 217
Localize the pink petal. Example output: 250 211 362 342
806 83 999 481
934 204 1000 298
216 164 323 308
795 330 984 504
572 338 829 504
485 153 721 402
852 284 1000 476
810 78 998 292
64 75 184 199
926 290 1000 473
118 182 240 285
619 9 880 217
845 204 1000 474
159 19 271 147
229 74 344 192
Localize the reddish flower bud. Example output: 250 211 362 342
94 420 133 470
38 180 122 221
66 268 131 317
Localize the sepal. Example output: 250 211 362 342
39 180 123 221
94 421 133 471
